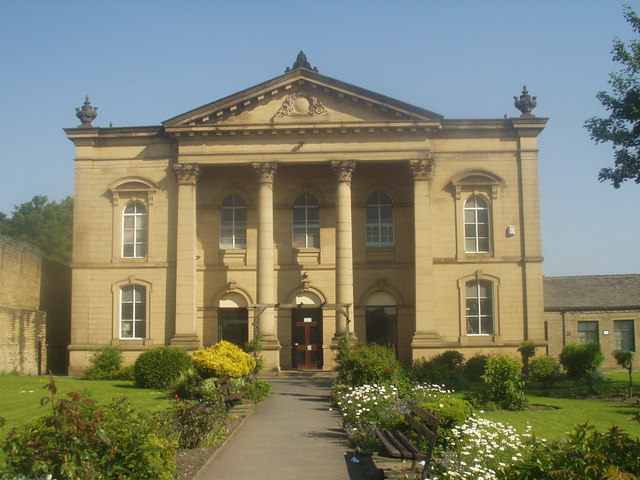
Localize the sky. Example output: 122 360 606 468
0 0 638 277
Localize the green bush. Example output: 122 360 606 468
192 341 256 378
481 355 527 410
243 333 265 376
613 350 635 398
164 397 227 449
464 354 489 382
498 423 640 479
134 346 193 389
528 355 561 390
335 339 400 386
83 344 124 380
2 388 176 480
559 342 604 393
243 379 272 403
517 341 536 376
418 396 474 446
412 350 465 387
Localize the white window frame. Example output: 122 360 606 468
122 201 147 258
119 284 147 340
366 191 394 247
464 195 491 253
292 193 320 249
465 279 494 335
220 194 247 249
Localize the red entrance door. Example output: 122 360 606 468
292 308 323 370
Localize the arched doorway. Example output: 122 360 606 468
292 291 323 370
218 292 249 347
365 291 398 348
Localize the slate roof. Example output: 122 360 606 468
544 275 640 311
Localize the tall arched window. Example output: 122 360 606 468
465 280 493 335
120 284 146 339
464 195 490 253
292 193 320 248
366 191 393 247
220 195 247 249
365 290 398 347
122 201 147 258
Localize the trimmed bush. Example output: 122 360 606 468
481 355 527 410
83 344 124 380
464 354 489 382
528 355 561 390
559 342 604 393
335 339 401 386
192 341 256 378
517 341 536 376
412 350 465 387
134 346 193 389
418 396 475 446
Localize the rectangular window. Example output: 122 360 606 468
578 321 599 344
614 320 635 352
120 285 146 339
219 308 248 347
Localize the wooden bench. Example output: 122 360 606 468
215 375 248 407
374 401 439 480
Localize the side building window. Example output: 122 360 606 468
614 320 635 351
464 195 490 253
122 201 148 258
220 195 247 249
120 284 146 339
366 191 393 247
293 193 320 248
578 321 599 344
465 280 494 335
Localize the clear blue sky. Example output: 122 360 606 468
0 0 637 276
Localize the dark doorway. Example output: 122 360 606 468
292 308 323 370
219 308 249 347
365 306 398 347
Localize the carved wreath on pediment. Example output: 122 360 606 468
274 92 328 118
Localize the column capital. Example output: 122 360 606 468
330 160 356 182
408 158 434 181
173 163 200 185
253 162 278 184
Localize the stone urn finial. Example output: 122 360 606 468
514 86 537 117
285 51 318 73
76 96 98 127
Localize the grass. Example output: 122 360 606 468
476 369 640 441
0 374 172 445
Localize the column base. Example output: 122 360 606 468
261 337 281 371
170 334 201 351
410 331 443 348
330 331 359 349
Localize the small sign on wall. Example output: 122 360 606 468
304 317 312 323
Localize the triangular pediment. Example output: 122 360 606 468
163 68 443 131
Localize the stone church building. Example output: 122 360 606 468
65 53 547 375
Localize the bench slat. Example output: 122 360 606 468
375 429 404 458
405 413 437 443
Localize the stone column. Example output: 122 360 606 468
171 163 201 349
330 160 357 342
252 162 280 369
408 158 438 355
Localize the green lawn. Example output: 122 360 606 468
0 375 172 444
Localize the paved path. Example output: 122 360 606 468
196 377 362 479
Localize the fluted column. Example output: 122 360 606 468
253 162 280 369
330 161 357 342
171 163 201 349
409 158 437 353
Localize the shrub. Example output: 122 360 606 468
498 423 640 479
164 397 227 449
192 341 256 378
83 343 124 380
481 355 527 410
517 341 536 376
528 355 561 390
559 342 604 393
412 350 465 387
243 333 265 376
464 354 489 382
418 396 475 447
2 387 176 480
134 346 193 389
335 340 400 386
613 350 634 398
243 379 272 403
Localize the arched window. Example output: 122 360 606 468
365 291 398 347
120 284 146 339
465 280 493 335
366 191 393 247
464 195 490 253
219 292 249 346
220 195 247 249
292 193 320 248
122 202 147 258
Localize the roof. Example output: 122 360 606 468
544 275 640 311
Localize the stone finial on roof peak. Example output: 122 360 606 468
285 51 318 73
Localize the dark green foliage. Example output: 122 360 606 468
335 338 401 386
517 341 536 376
2 384 176 480
498 423 640 479
481 355 527 410
585 6 640 188
83 344 124 380
164 397 227 449
134 346 193 389
243 379 272 403
418 397 474 446
464 354 489 382
528 355 561 390
0 195 73 264
559 342 604 393
613 350 635 398
412 350 465 387
243 332 265 376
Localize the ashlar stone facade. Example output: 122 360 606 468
65 54 547 375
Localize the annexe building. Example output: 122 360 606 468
65 53 547 375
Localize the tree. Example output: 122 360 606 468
613 350 634 398
559 342 604 394
0 195 73 264
585 6 640 188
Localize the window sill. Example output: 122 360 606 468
219 249 247 266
